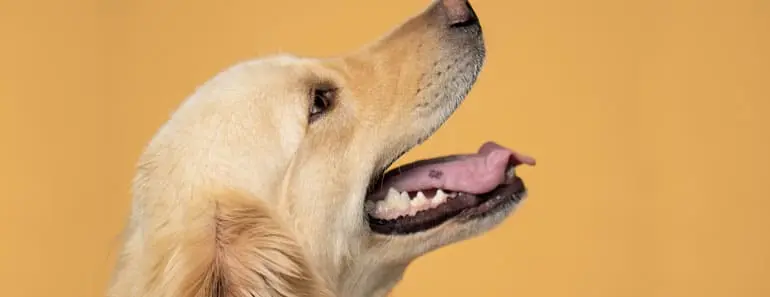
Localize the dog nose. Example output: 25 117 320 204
439 0 478 26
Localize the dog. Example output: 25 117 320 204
107 0 536 296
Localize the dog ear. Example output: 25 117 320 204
109 190 333 297
202 191 334 297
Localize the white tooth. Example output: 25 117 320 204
436 189 449 200
411 192 428 207
384 196 395 208
432 192 447 206
386 188 400 200
394 192 410 211
375 201 390 217
384 190 402 207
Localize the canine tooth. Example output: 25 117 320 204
386 188 400 200
436 189 449 200
393 193 410 211
384 190 404 207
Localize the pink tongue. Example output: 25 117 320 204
380 142 536 195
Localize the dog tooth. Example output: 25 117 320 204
411 192 428 207
432 192 447 206
404 207 415 214
436 189 449 200
383 199 398 212
386 188 400 200
384 191 402 207
375 201 390 217
379 189 400 215
394 193 410 211
383 197 395 208
380 204 402 220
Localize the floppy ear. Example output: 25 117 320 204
108 191 333 297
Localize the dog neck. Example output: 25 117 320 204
334 262 408 297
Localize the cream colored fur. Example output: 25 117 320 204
108 1 515 297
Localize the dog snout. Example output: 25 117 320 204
439 0 478 27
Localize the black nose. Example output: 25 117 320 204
439 0 478 27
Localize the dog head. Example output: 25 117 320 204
139 0 533 296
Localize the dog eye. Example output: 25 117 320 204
309 88 336 123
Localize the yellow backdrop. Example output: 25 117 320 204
1 0 768 296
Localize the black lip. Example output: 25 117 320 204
458 177 526 220
367 177 526 235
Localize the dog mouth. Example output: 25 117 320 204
365 142 536 235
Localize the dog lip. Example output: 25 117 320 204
456 177 526 220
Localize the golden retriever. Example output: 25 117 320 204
107 0 536 296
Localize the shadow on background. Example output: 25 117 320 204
0 0 768 296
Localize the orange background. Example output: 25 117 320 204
1 0 768 296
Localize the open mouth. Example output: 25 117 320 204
365 142 536 235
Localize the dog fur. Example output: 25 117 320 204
107 1 518 296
